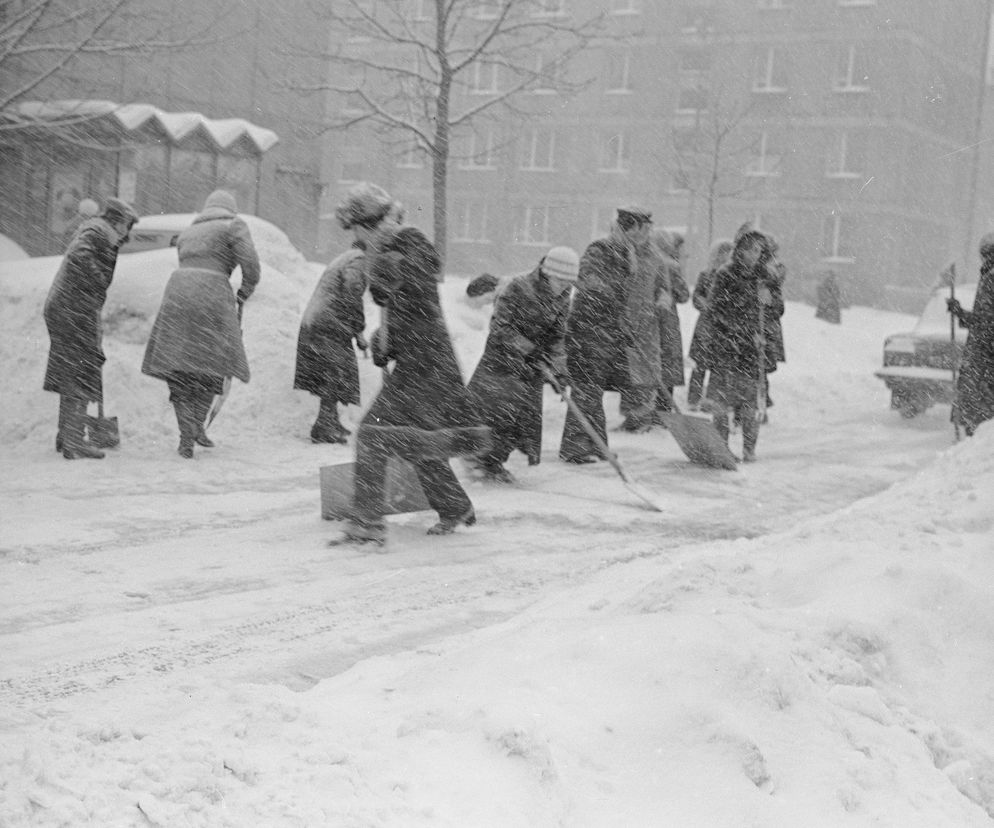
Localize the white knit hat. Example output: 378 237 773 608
542 246 580 282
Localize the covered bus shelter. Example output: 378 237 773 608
0 100 278 256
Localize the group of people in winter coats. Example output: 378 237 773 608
42 179 994 546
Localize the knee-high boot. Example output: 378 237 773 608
193 392 215 448
56 394 73 453
173 395 197 459
62 397 104 460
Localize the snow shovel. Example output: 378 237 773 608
205 377 231 431
84 398 120 449
541 365 664 512
655 387 738 471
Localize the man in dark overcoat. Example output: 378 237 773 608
707 226 781 462
43 197 138 459
949 232 994 436
334 184 490 546
559 206 652 463
294 240 368 444
467 246 577 482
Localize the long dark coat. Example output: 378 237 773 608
566 236 633 393
815 273 842 324
762 274 787 371
467 266 569 465
957 259 994 433
362 226 489 459
708 258 785 378
43 217 122 401
656 253 690 387
688 268 718 370
142 208 260 383
294 246 366 405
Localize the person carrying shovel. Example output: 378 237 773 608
706 224 778 463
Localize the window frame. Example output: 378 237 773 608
821 213 856 262
825 130 866 179
605 50 633 94
752 46 788 94
598 131 630 173
458 128 498 170
520 128 557 171
452 199 491 243
516 205 552 246
745 131 783 178
833 45 870 93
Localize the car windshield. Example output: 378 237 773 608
913 284 976 337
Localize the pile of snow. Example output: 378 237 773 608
0 233 29 262
3 222 993 826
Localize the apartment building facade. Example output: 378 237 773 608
321 0 990 308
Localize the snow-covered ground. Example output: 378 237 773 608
1 221 992 826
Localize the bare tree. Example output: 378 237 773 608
0 0 234 130
299 0 608 264
670 85 761 247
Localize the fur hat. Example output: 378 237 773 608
541 246 580 282
980 232 994 257
335 182 394 230
102 197 138 227
202 189 238 214
467 272 500 297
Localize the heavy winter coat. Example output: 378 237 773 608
142 208 260 383
655 252 690 388
762 272 787 371
688 268 718 370
294 246 366 405
566 236 634 392
957 258 994 433
361 225 489 459
467 266 569 465
708 258 785 378
43 217 123 401
815 273 842 324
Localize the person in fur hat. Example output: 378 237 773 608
466 246 577 483
44 197 138 459
142 189 260 458
706 224 781 461
333 184 490 546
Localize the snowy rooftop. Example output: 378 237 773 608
5 99 279 154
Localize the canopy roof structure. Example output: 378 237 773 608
3 100 279 155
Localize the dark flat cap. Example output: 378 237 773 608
102 197 138 226
617 205 652 223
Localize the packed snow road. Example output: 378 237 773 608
0 386 952 713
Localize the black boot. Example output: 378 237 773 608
193 392 215 448
55 394 72 453
173 398 196 459
62 398 104 460
311 398 347 444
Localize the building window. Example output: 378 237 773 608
680 5 716 35
458 129 497 170
453 200 490 242
834 45 870 92
473 0 500 18
532 0 566 17
521 128 556 171
516 205 551 245
679 48 711 74
409 0 431 20
606 51 632 93
745 131 782 177
612 0 640 14
533 53 561 94
821 213 855 261
396 141 424 169
469 61 499 95
676 84 708 113
826 130 866 178
599 131 630 172
752 47 788 93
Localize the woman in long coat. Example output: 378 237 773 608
467 247 576 482
686 238 733 408
651 229 690 417
336 187 490 545
707 228 780 462
949 232 994 436
142 190 260 458
294 242 367 443
44 198 138 459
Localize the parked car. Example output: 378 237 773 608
875 283 976 418
118 214 191 255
